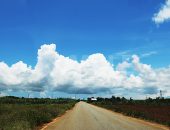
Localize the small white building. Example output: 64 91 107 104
91 97 97 101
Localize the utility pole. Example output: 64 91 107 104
75 88 77 100
75 93 77 100
160 90 163 99
28 92 30 98
51 92 53 99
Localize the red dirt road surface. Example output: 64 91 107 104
42 102 169 130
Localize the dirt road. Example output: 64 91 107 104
42 102 169 130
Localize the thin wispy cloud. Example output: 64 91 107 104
141 51 157 58
115 49 158 61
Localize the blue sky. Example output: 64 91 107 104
0 0 170 66
0 0 170 99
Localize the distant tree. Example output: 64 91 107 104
87 98 91 102
121 97 127 103
97 97 104 102
116 97 121 102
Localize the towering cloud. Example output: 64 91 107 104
0 44 170 97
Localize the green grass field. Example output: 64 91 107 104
0 96 77 130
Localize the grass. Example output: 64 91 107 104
0 96 77 130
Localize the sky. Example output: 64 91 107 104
0 0 170 99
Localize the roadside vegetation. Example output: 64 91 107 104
0 96 77 130
88 96 170 127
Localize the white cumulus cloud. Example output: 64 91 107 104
0 44 170 97
153 0 170 24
